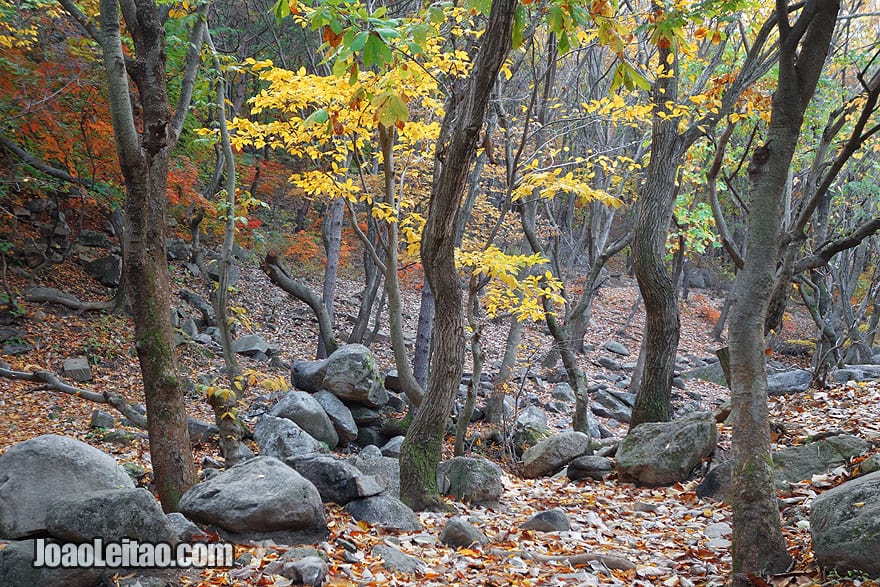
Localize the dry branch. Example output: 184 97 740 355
490 548 636 571
25 287 114 312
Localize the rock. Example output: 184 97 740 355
516 405 549 429
349 448 400 498
46 488 177 543
265 555 328 586
597 356 622 370
440 517 488 547
206 258 240 286
62 356 92 382
166 238 191 261
271 391 339 449
181 318 198 338
346 475 387 499
313 391 358 445
180 289 216 327
603 341 630 356
345 496 421 531
511 422 554 456
3 340 33 355
0 435 134 539
521 431 592 479
372 543 426 574
680 362 728 387
831 368 867 383
348 405 383 426
551 382 576 403
767 369 812 395
89 409 114 429
178 456 326 543
567 455 614 481
355 426 386 448
322 344 388 407
860 453 880 475
83 255 122 287
696 461 732 502
291 359 328 392
254 415 326 460
380 435 404 458
437 457 504 506
617 411 717 486
384 369 402 393
232 334 272 357
810 471 880 578
591 389 633 423
839 364 880 378
187 418 220 444
0 540 104 587
78 229 112 248
166 512 205 541
773 434 867 488
705 522 732 539
521 509 571 532
285 454 381 505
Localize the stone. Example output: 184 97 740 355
345 496 421 531
166 512 205 542
349 448 400 498
206 258 240 286
440 517 488 548
63 356 92 382
0 435 134 539
263 556 328 586
521 431 592 479
178 456 326 543
811 471 880 578
0 540 104 587
45 488 177 543
322 344 388 408
254 415 326 460
285 454 379 505
232 334 272 357
521 509 571 532
860 453 880 475
616 411 717 486
77 229 112 248
437 457 504 506
291 359 328 392
767 369 813 396
348 405 383 426
551 382 576 403
603 341 630 356
89 409 114 429
567 455 614 481
696 461 732 502
597 356 622 370
516 405 549 429
355 426 386 448
773 434 868 488
166 238 191 261
372 543 425 574
591 389 633 423
271 391 339 449
313 391 358 445
83 255 122 288
680 362 728 387
380 435 404 458
187 418 219 444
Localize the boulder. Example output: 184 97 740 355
345 496 421 531
232 334 275 358
63 356 92 383
349 446 400 498
271 391 339 449
291 359 328 392
285 454 383 505
597 356 622 370
372 543 425 574
166 512 205 542
567 455 614 481
89 409 114 429
551 382 576 403
313 391 358 445
773 434 867 488
380 436 404 458
83 255 122 288
617 411 717 486
810 471 880 578
603 341 630 356
263 555 328 586
45 488 177 543
521 431 592 479
178 456 326 543
206 259 240 286
322 344 388 408
187 418 220 444
521 509 571 532
440 517 488 547
591 389 633 423
254 415 326 460
680 362 728 387
0 435 134 539
437 457 504 506
860 453 880 475
767 369 812 396
696 461 732 502
516 405 549 429
0 540 104 587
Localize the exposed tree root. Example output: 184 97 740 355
25 287 114 312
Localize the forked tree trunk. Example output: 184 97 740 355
729 1 839 582
399 0 516 511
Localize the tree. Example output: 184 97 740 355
57 0 206 510
728 0 840 581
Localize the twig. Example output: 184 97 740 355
489 548 636 571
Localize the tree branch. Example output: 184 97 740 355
25 287 115 312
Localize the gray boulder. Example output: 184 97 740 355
567 455 614 481
232 334 275 358
860 453 880 475
521 431 592 479
551 382 576 403
63 357 92 383
767 369 812 395
591 389 633 423
680 362 728 387
83 255 122 288
437 457 504 506
696 461 732 502
440 517 488 547
271 391 339 449
773 434 867 488
286 454 384 505
263 555 328 586
380 435 404 458
179 456 326 543
46 488 176 543
372 543 425 574
254 415 326 460
603 341 630 356
323 344 388 408
291 359 328 392
345 495 421 531
516 405 549 429
349 446 400 498
521 509 571 532
811 471 880 578
0 540 104 587
166 512 205 542
0 435 134 539
617 411 717 486
313 391 358 445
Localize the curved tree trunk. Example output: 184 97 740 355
399 0 516 511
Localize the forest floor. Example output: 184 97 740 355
1 250 879 587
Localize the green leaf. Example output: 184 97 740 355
428 5 445 24
372 92 409 127
303 108 329 127
272 0 290 23
351 30 369 51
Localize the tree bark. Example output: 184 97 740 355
399 0 516 511
317 197 344 359
729 1 839 582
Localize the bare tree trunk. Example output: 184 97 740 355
412 280 434 390
487 311 523 423
399 0 516 511
317 197 344 358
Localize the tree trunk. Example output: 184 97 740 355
729 2 839 582
412 280 435 390
317 197 344 358
96 0 198 511
399 0 516 511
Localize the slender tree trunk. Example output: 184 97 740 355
412 280 434 390
729 2 839 582
487 310 523 424
317 197 344 358
399 0 516 511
